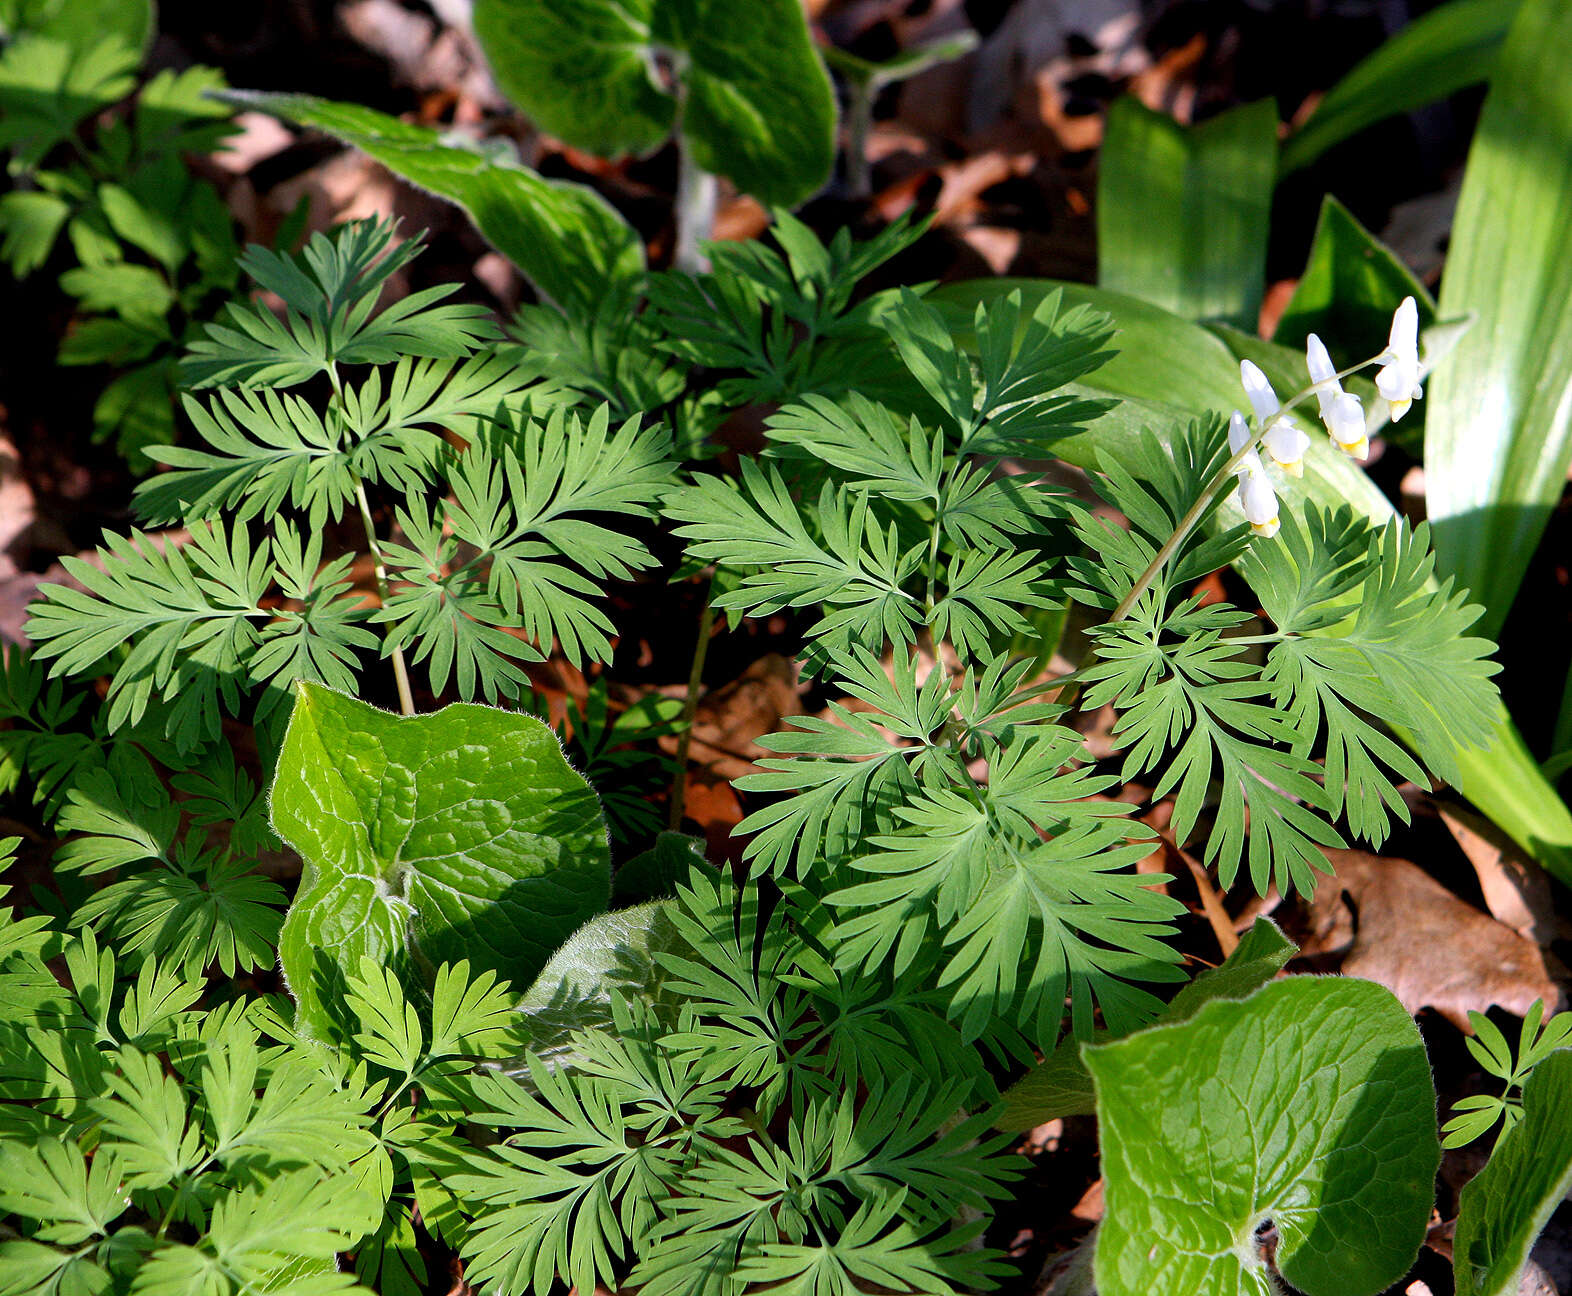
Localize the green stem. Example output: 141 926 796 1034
354 479 416 717
1108 356 1379 623
669 583 716 830
845 80 874 199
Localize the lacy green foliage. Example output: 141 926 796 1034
24 218 676 751
1088 976 1440 1296
454 870 1019 1296
664 274 1496 1048
1073 432 1498 894
1 196 1528 1296
0 25 241 462
994 916 1296 1129
0 851 546 1296
0 902 379 1294
1442 999 1572 1147
507 209 927 457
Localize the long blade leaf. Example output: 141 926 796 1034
1424 0 1572 641
1097 97 1277 329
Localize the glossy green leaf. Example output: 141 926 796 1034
1453 1049 1572 1296
472 0 835 208
1273 195 1436 367
1098 97 1277 328
996 918 1294 1130
611 831 716 904
1281 0 1521 175
270 682 610 1044
1425 0 1572 641
509 898 692 1063
1088 976 1438 1296
933 277 1572 885
224 91 642 316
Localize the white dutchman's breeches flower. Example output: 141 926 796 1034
1305 333 1370 459
1374 295 1423 422
1228 409 1279 538
1239 359 1308 476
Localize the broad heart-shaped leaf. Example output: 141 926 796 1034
271 683 610 1044
931 277 1572 887
507 897 693 1065
1098 97 1277 329
1425 0 1572 642
1279 0 1521 175
1088 976 1438 1296
471 0 835 209
996 918 1294 1130
1453 1049 1572 1296
223 91 642 317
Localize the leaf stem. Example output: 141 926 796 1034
1107 356 1379 623
354 480 416 717
673 136 717 274
669 581 715 830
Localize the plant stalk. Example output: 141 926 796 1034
845 80 874 199
669 583 716 830
1108 356 1381 623
674 137 718 274
354 480 416 717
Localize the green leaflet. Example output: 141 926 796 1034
932 277 1572 885
270 682 610 1044
1087 977 1438 1296
1098 97 1277 329
1453 1049 1572 1296
471 0 835 208
995 917 1294 1130
1425 0 1572 641
1280 0 1522 175
222 91 642 316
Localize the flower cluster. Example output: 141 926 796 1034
1229 296 1421 538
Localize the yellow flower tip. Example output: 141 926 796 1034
1250 516 1280 539
1277 458 1304 479
1337 436 1370 461
1388 397 1412 423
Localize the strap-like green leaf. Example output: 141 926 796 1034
1425 0 1572 641
1098 97 1277 329
1280 0 1522 174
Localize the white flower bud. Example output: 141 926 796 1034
1239 359 1306 475
1235 468 1280 538
1305 333 1341 420
1227 410 1279 537
1326 390 1369 459
1374 296 1423 421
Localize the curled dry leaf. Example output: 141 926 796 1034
1302 849 1561 1032
1438 805 1571 947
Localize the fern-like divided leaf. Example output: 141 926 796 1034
1076 427 1501 894
735 650 1184 1049
449 869 1018 1296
